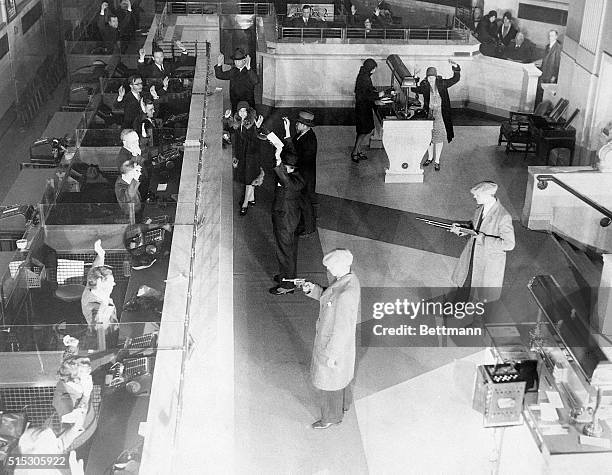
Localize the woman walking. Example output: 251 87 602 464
224 101 265 215
351 58 385 163
412 59 461 171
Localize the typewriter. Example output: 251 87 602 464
107 357 154 388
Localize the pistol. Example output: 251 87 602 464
282 278 306 287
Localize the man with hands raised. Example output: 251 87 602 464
301 249 360 429
214 48 259 112
137 40 192 82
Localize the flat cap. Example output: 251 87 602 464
470 181 498 195
322 248 354 268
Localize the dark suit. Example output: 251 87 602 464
137 52 192 80
272 154 305 288
497 24 517 47
96 14 120 51
293 129 317 233
287 16 324 28
114 91 142 129
504 40 533 63
214 65 259 112
541 41 561 82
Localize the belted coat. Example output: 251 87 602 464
307 273 360 391
451 199 515 301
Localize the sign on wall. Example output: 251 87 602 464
287 3 335 22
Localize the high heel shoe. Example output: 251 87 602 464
351 154 360 163
240 207 248 216
357 152 368 160
248 200 255 206
434 163 440 171
422 159 433 167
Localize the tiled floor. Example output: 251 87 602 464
233 123 579 473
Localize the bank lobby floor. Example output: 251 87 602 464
233 124 586 474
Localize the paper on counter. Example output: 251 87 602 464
539 403 559 422
157 183 168 191
545 391 564 409
540 424 568 436
579 435 611 449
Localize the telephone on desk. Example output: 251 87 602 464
124 222 171 270
106 357 153 389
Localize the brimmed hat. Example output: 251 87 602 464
231 48 247 60
296 110 315 127
236 101 250 111
280 148 299 167
426 67 438 77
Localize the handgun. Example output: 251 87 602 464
282 278 306 287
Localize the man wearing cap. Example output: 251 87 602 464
301 248 360 429
269 134 306 295
283 112 318 235
215 48 259 113
450 181 515 303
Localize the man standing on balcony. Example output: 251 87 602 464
215 48 259 113
288 4 324 27
535 30 562 105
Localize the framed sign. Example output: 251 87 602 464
6 0 17 22
287 3 335 22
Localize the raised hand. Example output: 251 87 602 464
118 85 125 99
94 239 105 257
224 109 232 119
301 281 314 294
162 76 169 89
282 116 290 134
245 54 251 70
101 2 109 13
175 40 186 52
255 114 264 128
149 85 159 100
139 47 146 59
217 53 224 66
232 157 238 168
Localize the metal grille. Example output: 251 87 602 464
125 332 158 349
0 386 55 427
53 251 132 283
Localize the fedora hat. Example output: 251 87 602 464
296 110 315 127
231 48 247 60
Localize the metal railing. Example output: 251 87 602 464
278 26 470 42
536 175 612 227
162 2 274 15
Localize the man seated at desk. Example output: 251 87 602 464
117 128 150 198
115 161 143 222
137 40 193 83
81 240 119 347
503 32 534 63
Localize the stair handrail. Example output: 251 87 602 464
536 174 612 227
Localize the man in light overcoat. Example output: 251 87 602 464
450 181 515 303
302 249 360 429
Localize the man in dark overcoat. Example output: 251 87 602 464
302 249 360 429
214 48 259 112
284 112 318 235
269 139 305 296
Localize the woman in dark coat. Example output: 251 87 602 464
224 101 264 215
412 60 461 171
351 58 385 163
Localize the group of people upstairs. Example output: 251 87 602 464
284 1 394 29
474 7 561 76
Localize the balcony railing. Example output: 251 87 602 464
278 25 469 42
536 175 612 228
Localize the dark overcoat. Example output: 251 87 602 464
354 69 379 135
413 65 461 142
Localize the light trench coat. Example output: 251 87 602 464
307 273 360 391
451 199 515 301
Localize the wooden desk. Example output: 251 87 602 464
42 112 84 141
